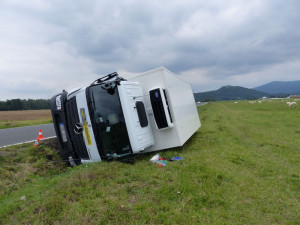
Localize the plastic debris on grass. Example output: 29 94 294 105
150 154 182 167
169 157 182 161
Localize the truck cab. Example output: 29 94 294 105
51 73 154 164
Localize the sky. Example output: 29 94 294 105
0 0 299 100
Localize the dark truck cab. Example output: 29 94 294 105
51 73 154 164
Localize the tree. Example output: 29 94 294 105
0 99 50 111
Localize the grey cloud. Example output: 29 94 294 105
0 0 300 100
34 1 300 76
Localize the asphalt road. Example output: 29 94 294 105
0 123 56 148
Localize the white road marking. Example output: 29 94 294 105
0 136 57 149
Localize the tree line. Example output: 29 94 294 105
0 99 50 111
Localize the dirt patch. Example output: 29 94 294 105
41 138 60 153
0 110 51 121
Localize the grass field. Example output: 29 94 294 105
0 100 299 224
0 110 52 129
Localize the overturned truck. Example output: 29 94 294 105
50 67 201 164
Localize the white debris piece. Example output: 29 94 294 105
234 102 238 104
20 196 26 201
149 153 160 163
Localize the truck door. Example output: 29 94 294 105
118 81 155 153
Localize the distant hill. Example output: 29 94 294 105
194 85 269 102
253 80 300 95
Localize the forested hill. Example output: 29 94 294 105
253 80 300 94
0 99 50 111
194 85 270 102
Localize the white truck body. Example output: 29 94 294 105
127 67 201 152
50 67 200 164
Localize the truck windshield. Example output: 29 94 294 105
87 84 132 160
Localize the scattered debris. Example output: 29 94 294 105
149 153 160 163
169 157 182 161
68 156 76 167
20 196 26 201
150 154 182 167
33 138 40 148
150 154 167 167
158 163 166 167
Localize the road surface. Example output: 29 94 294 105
0 123 56 148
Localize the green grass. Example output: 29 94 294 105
0 100 299 224
0 118 53 129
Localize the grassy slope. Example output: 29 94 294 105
0 100 299 224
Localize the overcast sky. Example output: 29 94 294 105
0 0 299 100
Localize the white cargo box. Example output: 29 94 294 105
127 67 201 152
